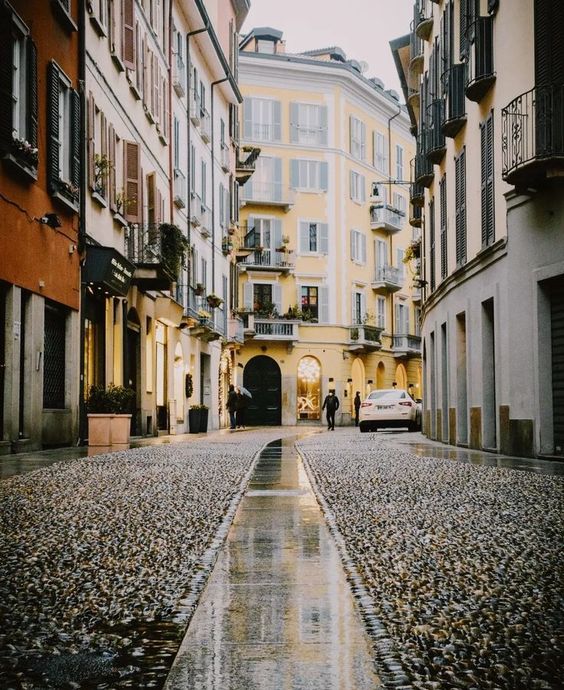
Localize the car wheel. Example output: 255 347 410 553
408 421 417 432
359 423 368 433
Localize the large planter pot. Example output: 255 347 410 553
87 414 132 446
188 408 201 434
199 408 209 432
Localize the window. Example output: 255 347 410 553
48 62 80 206
352 291 365 325
396 301 409 335
1 8 38 174
373 132 387 173
376 239 387 268
253 283 274 312
414 307 422 336
290 159 328 191
429 198 436 291
396 144 404 181
299 221 328 254
455 148 467 265
256 39 275 53
190 144 195 192
350 170 366 203
480 112 495 248
243 97 281 142
201 160 207 206
392 192 407 218
377 296 386 329
91 0 109 34
439 175 447 280
397 248 405 281
124 141 140 221
301 286 319 320
122 0 135 70
43 303 66 410
290 103 328 146
350 230 366 264
201 258 207 290
350 116 366 160
243 156 282 202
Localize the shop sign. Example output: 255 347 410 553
82 246 135 297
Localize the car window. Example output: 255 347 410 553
367 390 406 401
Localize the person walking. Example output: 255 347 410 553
235 387 248 429
353 391 361 427
226 384 238 430
322 390 340 430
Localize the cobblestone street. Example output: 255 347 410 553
1 428 563 689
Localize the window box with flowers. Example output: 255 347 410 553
206 294 223 309
6 132 39 180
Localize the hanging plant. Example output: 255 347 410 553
206 293 224 309
160 223 189 279
185 372 193 398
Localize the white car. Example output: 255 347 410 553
359 388 422 433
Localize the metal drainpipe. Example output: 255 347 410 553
387 101 402 342
78 0 87 444
186 23 209 292
167 0 173 222
211 77 228 293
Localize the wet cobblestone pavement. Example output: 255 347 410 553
164 438 381 690
297 429 564 690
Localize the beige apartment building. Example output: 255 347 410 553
235 29 421 426
392 0 564 456
83 0 248 438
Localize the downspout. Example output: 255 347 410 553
167 0 173 222
186 22 210 292
78 0 87 444
211 77 228 293
387 101 402 343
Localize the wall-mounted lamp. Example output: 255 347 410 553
328 377 334 382
367 379 373 384
347 378 353 383
39 213 62 229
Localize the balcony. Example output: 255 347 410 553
200 205 212 237
370 204 404 234
236 146 261 185
172 54 186 97
407 86 420 110
415 135 434 187
347 325 383 352
502 84 564 188
244 314 299 342
241 181 295 211
239 249 294 274
220 143 230 172
200 109 211 143
173 169 186 209
466 17 496 103
189 89 201 125
411 287 422 304
125 223 175 291
409 22 424 74
409 203 422 228
227 315 245 344
415 0 434 41
410 159 425 206
177 285 224 342
371 265 403 294
392 334 422 357
190 192 202 225
426 100 446 164
442 63 467 137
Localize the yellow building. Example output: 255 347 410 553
234 29 421 426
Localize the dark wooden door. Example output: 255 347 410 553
551 278 564 455
244 356 281 426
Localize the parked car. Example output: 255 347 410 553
359 388 422 432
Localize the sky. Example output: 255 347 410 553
241 0 414 98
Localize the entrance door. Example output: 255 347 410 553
0 283 6 439
550 278 564 455
126 325 140 435
244 355 281 425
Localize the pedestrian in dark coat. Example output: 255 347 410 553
226 384 238 429
322 390 340 430
354 391 361 427
235 387 248 428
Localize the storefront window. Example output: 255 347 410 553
297 356 321 420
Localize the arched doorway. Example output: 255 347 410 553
297 356 321 420
243 355 281 425
126 308 141 435
351 358 365 399
376 361 385 389
395 363 407 390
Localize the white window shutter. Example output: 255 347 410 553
272 100 281 141
319 106 328 146
299 221 309 253
290 102 299 143
273 219 282 249
361 233 367 263
243 98 253 140
244 282 254 309
350 171 354 199
320 162 328 191
319 286 329 323
360 175 366 203
350 230 356 261
319 223 329 254
273 283 282 313
290 159 299 189
360 121 366 160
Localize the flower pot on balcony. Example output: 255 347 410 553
206 294 223 309
194 283 205 296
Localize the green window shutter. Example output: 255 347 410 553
319 223 329 254
70 89 81 192
47 62 61 193
319 286 329 323
319 162 328 191
290 102 299 143
27 39 38 150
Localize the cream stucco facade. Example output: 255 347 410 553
235 32 421 427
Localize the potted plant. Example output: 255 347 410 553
206 293 223 309
160 223 189 280
188 404 208 433
86 384 135 446
93 153 113 195
194 283 205 296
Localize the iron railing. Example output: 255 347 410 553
374 265 402 286
426 99 446 163
442 63 467 136
125 223 165 267
409 20 424 71
466 16 495 101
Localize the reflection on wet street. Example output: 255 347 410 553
164 438 381 690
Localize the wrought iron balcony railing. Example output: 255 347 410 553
241 181 295 209
415 135 434 187
502 84 564 187
426 99 446 163
409 20 424 73
466 17 496 102
442 63 467 137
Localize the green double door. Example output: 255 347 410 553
244 356 282 426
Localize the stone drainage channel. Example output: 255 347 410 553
164 437 384 690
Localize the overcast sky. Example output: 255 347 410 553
241 0 414 98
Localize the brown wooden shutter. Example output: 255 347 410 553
147 171 156 226
153 55 159 119
70 89 81 194
124 140 140 221
122 0 135 69
163 77 169 139
109 124 117 210
100 112 107 196
27 39 38 150
109 0 117 54
87 93 96 189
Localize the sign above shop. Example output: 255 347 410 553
82 246 135 297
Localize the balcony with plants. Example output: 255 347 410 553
238 227 294 273
126 222 188 291
176 283 224 342
502 84 564 188
347 322 383 352
371 265 403 294
236 145 261 184
465 16 496 102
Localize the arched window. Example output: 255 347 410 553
376 361 385 389
297 356 321 420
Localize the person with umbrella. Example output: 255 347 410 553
236 386 250 428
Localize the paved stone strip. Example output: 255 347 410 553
0 431 298 688
297 430 564 690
